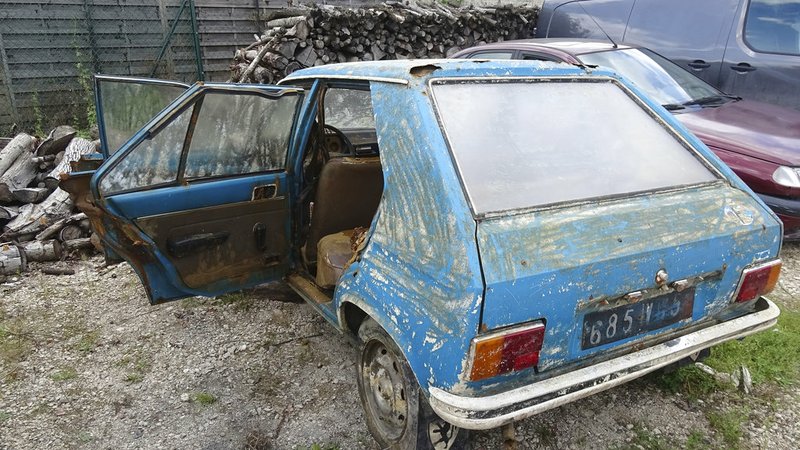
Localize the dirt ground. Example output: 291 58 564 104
1 243 798 450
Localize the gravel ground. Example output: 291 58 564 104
1 243 798 450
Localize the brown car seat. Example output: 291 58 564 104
303 156 384 267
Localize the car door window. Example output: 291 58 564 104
744 0 800 55
184 93 298 179
99 105 192 195
95 77 188 156
522 53 561 62
467 51 515 59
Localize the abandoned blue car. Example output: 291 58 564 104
62 60 783 449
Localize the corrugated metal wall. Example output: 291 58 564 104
0 0 370 134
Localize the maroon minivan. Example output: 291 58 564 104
454 39 800 239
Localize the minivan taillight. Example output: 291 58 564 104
735 260 781 303
468 322 545 381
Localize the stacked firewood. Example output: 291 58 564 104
230 2 538 83
0 127 99 278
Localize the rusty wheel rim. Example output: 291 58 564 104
361 339 409 441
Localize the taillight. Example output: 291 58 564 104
735 259 781 303
469 322 545 381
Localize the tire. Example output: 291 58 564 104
356 318 470 450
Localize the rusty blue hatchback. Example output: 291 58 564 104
64 60 783 449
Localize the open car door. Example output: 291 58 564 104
95 75 191 157
86 82 305 304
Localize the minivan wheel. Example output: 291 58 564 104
356 318 469 450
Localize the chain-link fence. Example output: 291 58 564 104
0 0 206 136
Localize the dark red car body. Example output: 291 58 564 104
453 39 800 239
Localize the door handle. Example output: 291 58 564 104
688 60 710 70
167 231 229 258
731 63 756 73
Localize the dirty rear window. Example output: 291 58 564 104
431 79 717 216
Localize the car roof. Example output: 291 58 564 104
280 58 601 85
459 38 636 56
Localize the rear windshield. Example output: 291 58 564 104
431 79 717 216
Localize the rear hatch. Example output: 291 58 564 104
429 73 782 374
476 183 780 372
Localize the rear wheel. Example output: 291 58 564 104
356 318 469 449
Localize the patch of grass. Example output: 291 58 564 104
0 318 32 368
685 430 711 450
117 351 151 383
125 373 143 383
192 392 217 406
73 330 100 354
653 364 723 399
707 408 747 449
296 444 340 450
50 367 78 382
533 422 557 448
615 423 673 450
0 411 11 422
214 291 257 311
77 431 93 443
704 308 800 385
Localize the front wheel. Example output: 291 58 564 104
356 318 469 450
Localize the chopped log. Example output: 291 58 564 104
0 242 26 275
0 206 19 221
19 239 62 262
45 137 94 189
35 126 77 156
35 212 87 241
3 188 73 238
12 187 52 204
267 16 307 29
42 267 75 276
63 238 93 252
0 133 35 176
0 149 37 204
58 224 84 242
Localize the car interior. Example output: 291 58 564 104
293 82 384 299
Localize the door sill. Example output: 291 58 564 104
287 273 333 304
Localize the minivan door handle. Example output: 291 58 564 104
731 63 756 73
688 60 710 70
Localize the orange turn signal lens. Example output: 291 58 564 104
735 259 781 303
469 322 545 381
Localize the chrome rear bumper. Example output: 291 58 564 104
429 298 780 430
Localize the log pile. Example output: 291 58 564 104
0 128 99 277
230 2 538 83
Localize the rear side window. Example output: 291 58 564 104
432 79 717 216
324 88 375 129
745 0 800 55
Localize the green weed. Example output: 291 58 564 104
704 308 800 385
685 430 711 450
50 367 78 382
707 408 747 449
192 392 217 406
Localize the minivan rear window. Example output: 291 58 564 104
431 79 717 216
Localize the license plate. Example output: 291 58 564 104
581 288 695 349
